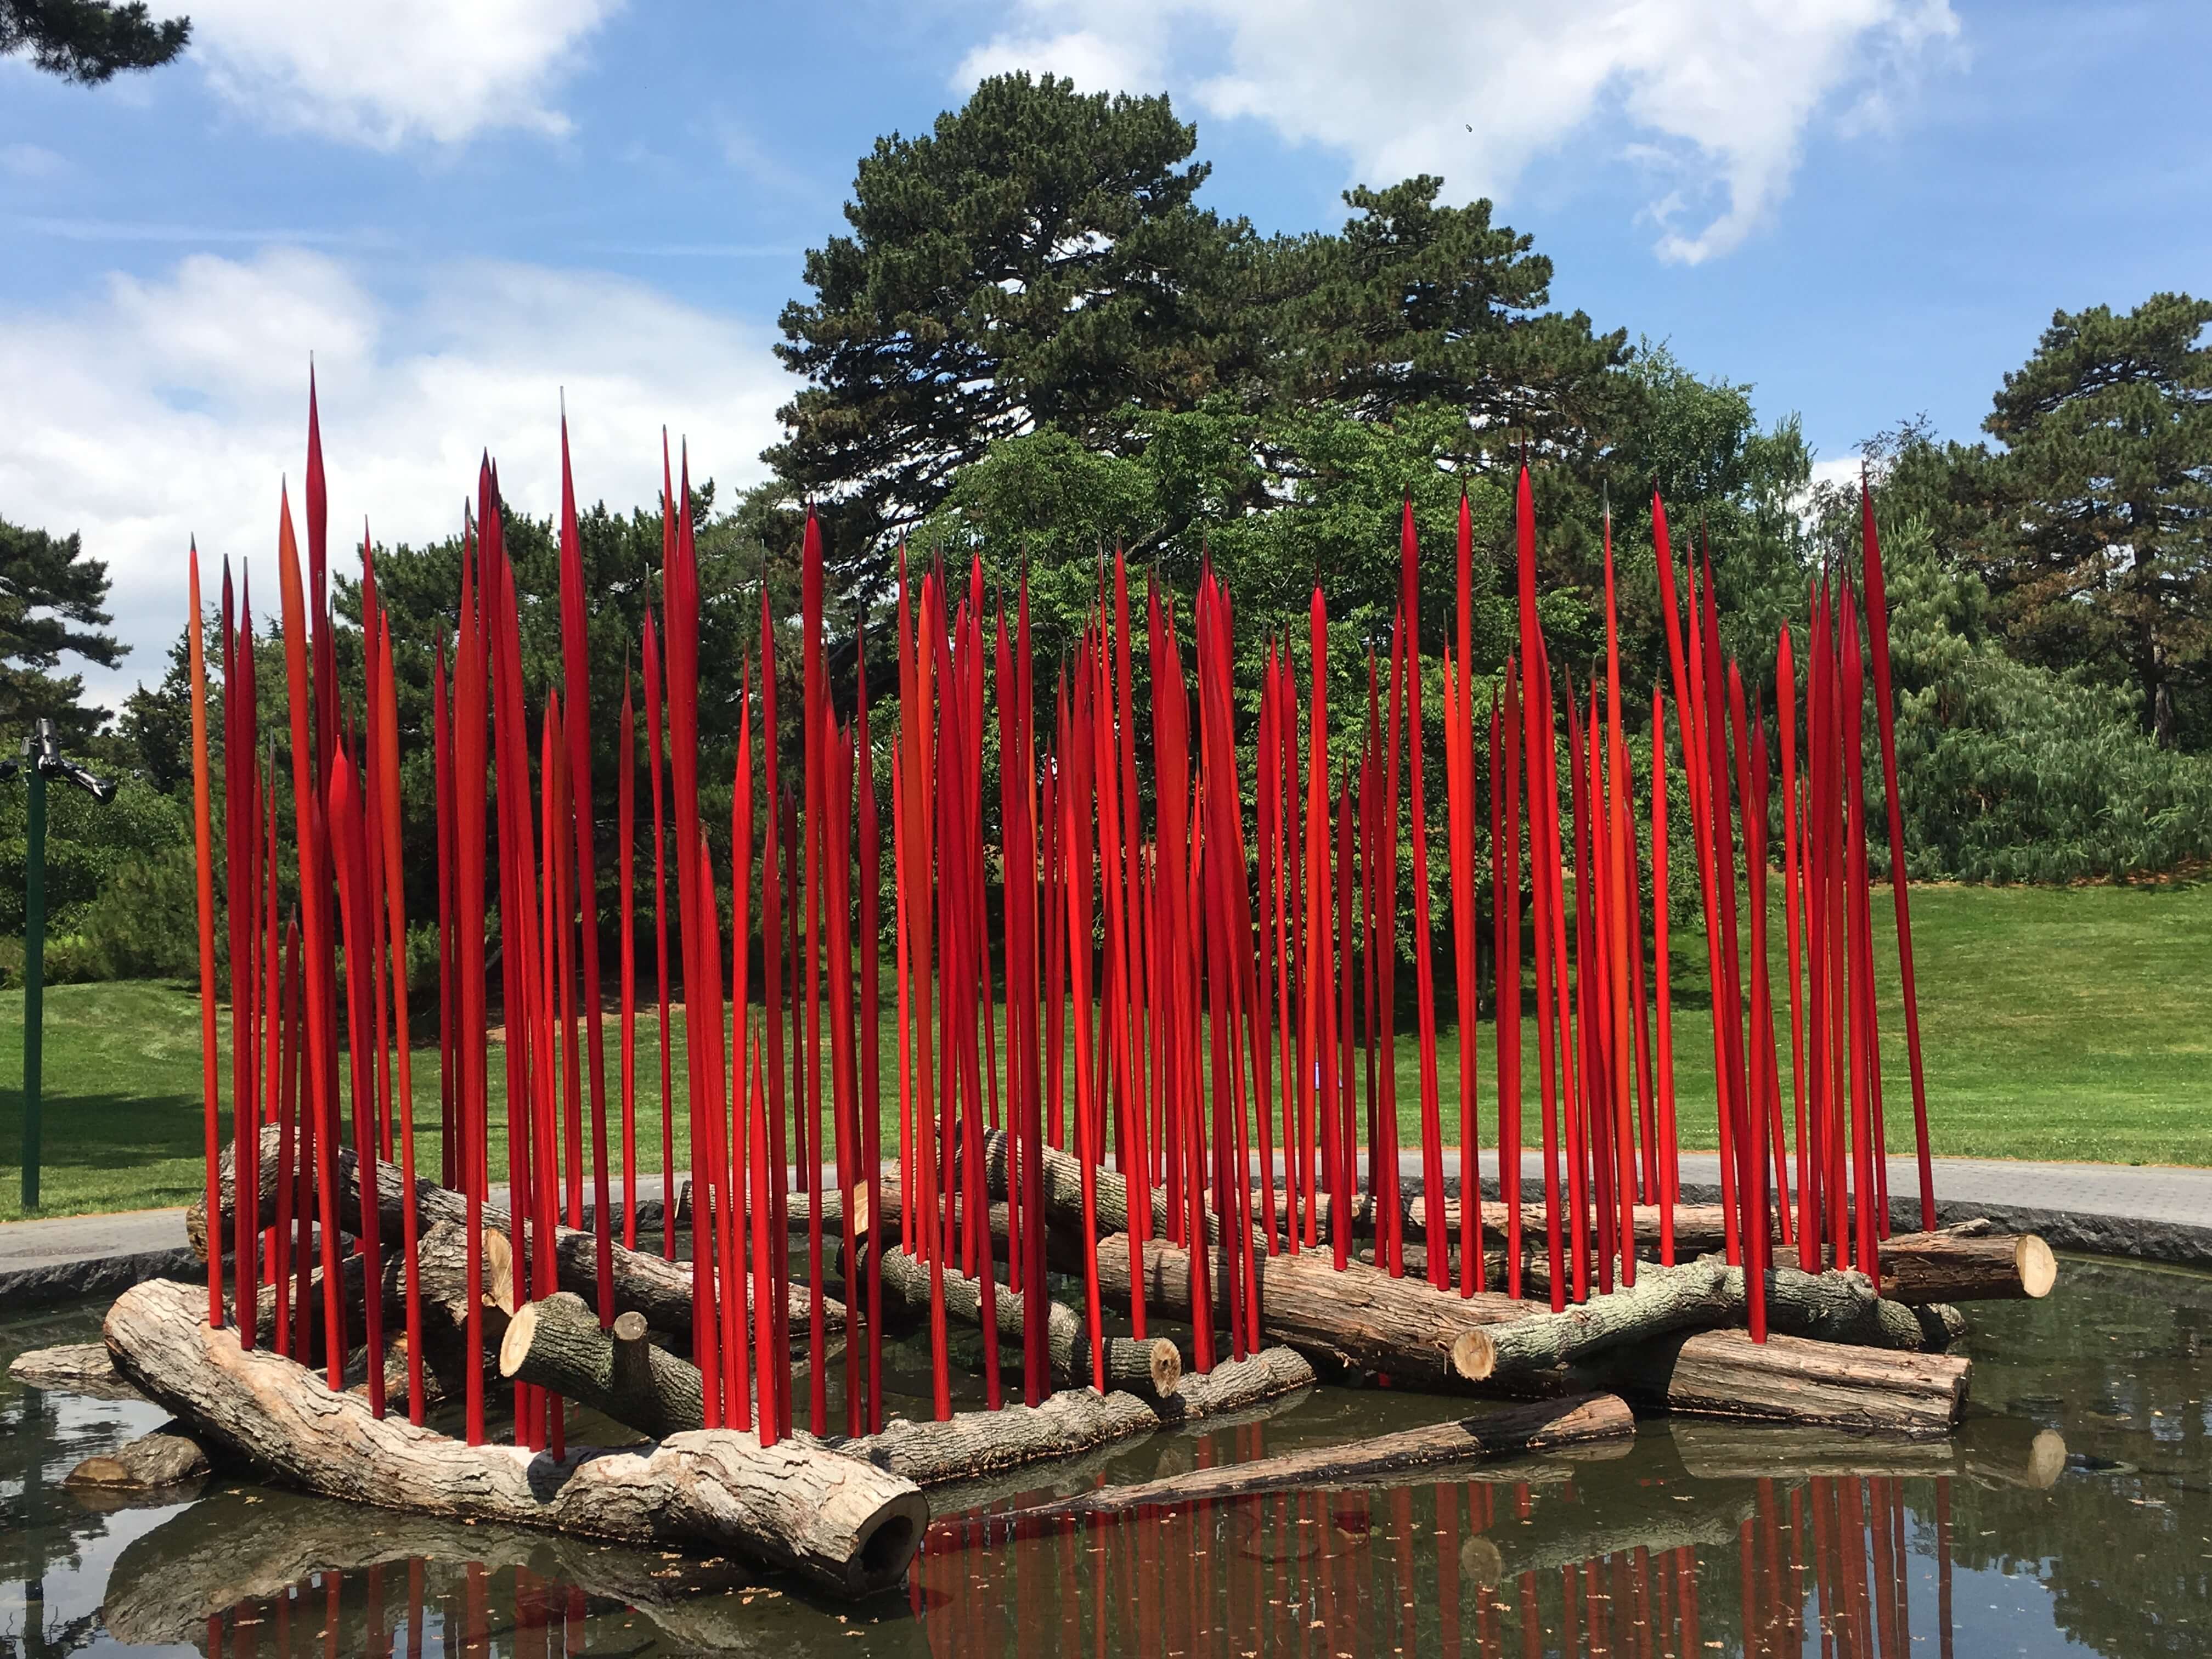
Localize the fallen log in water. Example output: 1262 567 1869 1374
832 1347 1317 1488
500 1292 702 1441
1574 1328 1971 1436
973 1134 2042 1311
999 1392 1634 1520
1093 1232 1504 1387
499 1283 1297 1489
193 1128 837 1339
863 1242 1179 1400
1875 1226 2056 1304
1513 1257 1967 1355
64 1424 216 1493
9 1341 143 1401
102 1277 923 1599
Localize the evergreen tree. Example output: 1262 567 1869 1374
1971 294 2212 747
766 73 1251 578
768 76 1639 598
1 0 189 83
0 517 124 748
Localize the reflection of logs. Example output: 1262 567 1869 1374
8 1341 142 1401
1456 1472 1765 1587
1668 1419 1963 1480
1958 1415 2070 1490
1093 1232 1502 1388
100 1486 787 1654
191 1128 836 1339
833 1347 1317 1488
1003 1393 1634 1519
103 1278 923 1599
864 1242 1179 1400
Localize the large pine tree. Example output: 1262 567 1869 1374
766 75 1636 594
1973 294 2212 747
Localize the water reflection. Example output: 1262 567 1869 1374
5 1254 2210 1657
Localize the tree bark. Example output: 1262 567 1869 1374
63 1424 215 1492
1093 1232 1508 1389
831 1347 1317 1488
1578 1328 1971 1436
102 1277 924 1600
1001 1393 1633 1519
862 1243 1178 1400
195 1127 836 1339
1874 1228 2055 1303
499 1291 704 1442
1514 1256 1968 1356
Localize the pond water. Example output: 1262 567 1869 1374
4 1254 2207 1657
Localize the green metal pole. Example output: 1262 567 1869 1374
21 759 44 1211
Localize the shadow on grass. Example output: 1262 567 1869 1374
0 1086 210 1212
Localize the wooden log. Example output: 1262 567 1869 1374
1668 1419 1960 1480
1007 1157 2049 1310
832 1348 1317 1488
1875 1228 2056 1303
102 1277 924 1599
1462 1258 1740 1385
1579 1328 1971 1436
1514 1257 1968 1357
100 1485 799 1655
194 1127 837 1338
1093 1232 1505 1389
64 1424 216 1491
864 1243 1179 1400
8 1341 143 1401
499 1291 704 1442
1001 1393 1633 1519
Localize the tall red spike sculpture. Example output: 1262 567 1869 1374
1859 477 1936 1228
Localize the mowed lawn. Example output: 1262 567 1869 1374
3 879 2208 1221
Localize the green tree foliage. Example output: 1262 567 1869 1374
766 74 1249 574
0 0 189 82
0 772 194 984
1804 473 2212 884
1890 296 2212 748
0 516 125 749
768 75 1645 601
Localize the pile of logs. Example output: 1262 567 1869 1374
62 1138 2055 1601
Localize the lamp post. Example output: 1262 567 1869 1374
13 719 114 1210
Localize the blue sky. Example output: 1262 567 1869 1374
2 0 2207 703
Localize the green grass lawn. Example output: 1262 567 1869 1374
3 879 2208 1221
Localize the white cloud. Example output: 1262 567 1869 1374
187 0 623 148
0 248 791 709
953 0 1960 263
1 143 68 179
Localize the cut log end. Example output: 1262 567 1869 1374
1451 1328 1497 1384
2017 1235 2057 1300
1146 1338 1182 1400
496 1298 543 1380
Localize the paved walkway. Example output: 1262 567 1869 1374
4 1155 2208 1307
